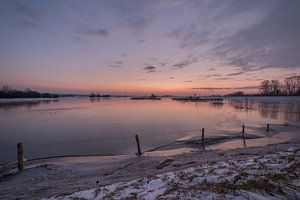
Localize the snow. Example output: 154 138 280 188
43 146 300 200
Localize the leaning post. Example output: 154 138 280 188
135 135 142 157
242 125 246 147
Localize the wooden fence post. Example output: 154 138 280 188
241 125 246 147
135 135 142 157
201 128 205 150
201 128 205 143
17 143 24 172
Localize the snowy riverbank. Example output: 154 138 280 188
43 145 300 200
0 142 299 199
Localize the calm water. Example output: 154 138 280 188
0 97 300 164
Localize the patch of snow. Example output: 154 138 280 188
214 168 229 175
43 147 300 200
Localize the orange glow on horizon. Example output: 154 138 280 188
10 79 259 95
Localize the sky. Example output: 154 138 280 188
0 0 300 95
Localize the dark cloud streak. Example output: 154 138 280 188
3 0 45 30
192 86 259 90
144 66 156 73
172 56 198 69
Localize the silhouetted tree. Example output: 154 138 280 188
284 75 300 95
226 91 245 96
2 85 11 92
89 93 96 98
260 80 271 95
0 86 58 98
270 80 280 95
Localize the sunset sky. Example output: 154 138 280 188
0 0 300 95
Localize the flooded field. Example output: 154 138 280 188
0 97 299 164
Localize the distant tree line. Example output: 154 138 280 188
89 93 111 98
260 75 300 96
0 86 59 98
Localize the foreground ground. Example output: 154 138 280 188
0 142 299 199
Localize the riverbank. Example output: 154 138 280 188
0 142 299 199
0 98 59 106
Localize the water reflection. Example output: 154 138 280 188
175 101 224 109
0 99 58 110
243 135 246 148
0 97 299 164
227 97 300 122
209 101 224 108
227 98 255 113
89 97 112 102
285 102 300 121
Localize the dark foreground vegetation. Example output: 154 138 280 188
0 86 59 98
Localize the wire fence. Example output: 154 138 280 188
1 123 286 169
1 122 284 152
0 128 200 151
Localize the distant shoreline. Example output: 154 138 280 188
0 98 59 106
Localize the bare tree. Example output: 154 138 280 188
284 75 300 95
260 80 271 95
270 80 280 95
2 85 11 92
